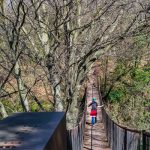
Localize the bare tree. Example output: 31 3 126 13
0 0 150 128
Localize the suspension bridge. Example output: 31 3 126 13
0 70 149 150
83 74 110 150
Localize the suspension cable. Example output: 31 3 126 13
91 84 94 150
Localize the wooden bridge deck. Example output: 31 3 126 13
83 76 111 150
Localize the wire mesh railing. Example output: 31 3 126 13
67 89 87 150
97 76 150 150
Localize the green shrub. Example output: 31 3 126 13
108 88 125 103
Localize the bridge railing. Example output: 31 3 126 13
101 108 150 150
67 90 87 150
97 76 150 150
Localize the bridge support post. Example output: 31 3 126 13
124 128 127 150
142 130 146 150
91 125 93 150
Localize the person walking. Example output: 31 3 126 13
89 97 98 124
89 97 104 124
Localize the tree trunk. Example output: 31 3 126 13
104 56 108 92
15 61 29 112
66 85 80 129
53 82 64 111
0 101 8 118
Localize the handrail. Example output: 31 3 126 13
101 110 150 134
96 76 150 150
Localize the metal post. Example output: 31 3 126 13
124 128 127 150
91 125 93 150
92 84 93 99
142 130 146 150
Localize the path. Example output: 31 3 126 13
83 75 111 150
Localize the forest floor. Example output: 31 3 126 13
83 73 111 150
